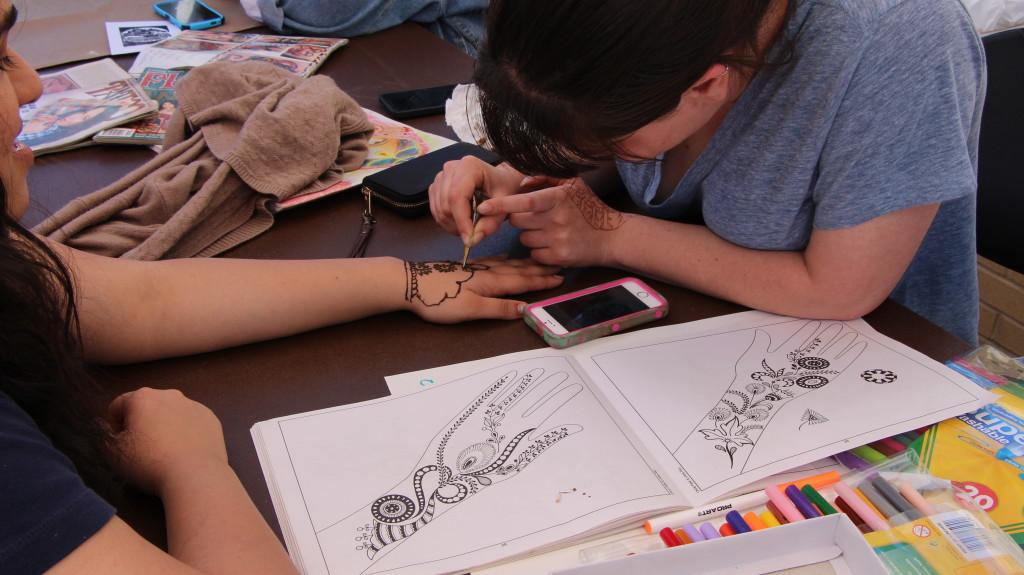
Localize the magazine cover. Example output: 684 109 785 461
17 59 156 155
94 68 188 145
274 109 455 211
129 30 348 78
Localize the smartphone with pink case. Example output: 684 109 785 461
524 277 669 348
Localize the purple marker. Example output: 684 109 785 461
699 522 722 540
834 450 871 470
784 484 822 519
681 523 705 543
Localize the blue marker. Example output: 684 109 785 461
725 510 752 534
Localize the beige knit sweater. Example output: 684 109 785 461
34 62 374 259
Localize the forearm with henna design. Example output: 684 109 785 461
566 180 625 231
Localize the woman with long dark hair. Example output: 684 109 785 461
0 1 562 571
429 0 985 344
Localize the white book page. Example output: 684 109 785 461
572 311 995 505
254 351 680 575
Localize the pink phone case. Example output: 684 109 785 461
523 277 669 348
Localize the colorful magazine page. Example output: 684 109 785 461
273 109 455 211
17 58 157 155
129 30 348 78
94 68 188 145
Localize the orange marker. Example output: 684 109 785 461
776 470 841 492
674 529 692 545
743 511 768 530
719 523 736 536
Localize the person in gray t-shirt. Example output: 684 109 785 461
428 0 985 344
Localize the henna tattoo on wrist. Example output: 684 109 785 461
404 261 489 307
566 180 625 231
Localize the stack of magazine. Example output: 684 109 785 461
18 58 156 155
18 31 350 154
128 29 348 78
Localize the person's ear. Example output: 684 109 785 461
687 63 731 101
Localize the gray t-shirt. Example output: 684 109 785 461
617 0 985 344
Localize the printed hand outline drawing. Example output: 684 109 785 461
323 367 583 569
674 321 868 478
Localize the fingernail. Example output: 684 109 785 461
478 202 493 215
516 303 526 315
461 234 469 244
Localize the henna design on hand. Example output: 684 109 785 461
566 181 625 231
404 261 489 307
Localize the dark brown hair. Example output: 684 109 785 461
0 185 120 501
475 0 790 177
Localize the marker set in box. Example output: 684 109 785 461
576 455 1024 574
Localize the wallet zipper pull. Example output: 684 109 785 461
348 186 377 258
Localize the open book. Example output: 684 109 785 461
129 30 348 78
252 311 994 575
17 59 156 155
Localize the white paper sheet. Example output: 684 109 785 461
105 21 180 55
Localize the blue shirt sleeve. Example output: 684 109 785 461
811 0 985 229
0 392 115 575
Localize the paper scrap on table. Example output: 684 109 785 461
105 21 180 55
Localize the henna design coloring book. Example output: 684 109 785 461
252 311 994 575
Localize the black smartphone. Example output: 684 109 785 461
362 142 500 217
378 84 457 120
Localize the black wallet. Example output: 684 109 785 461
361 141 501 217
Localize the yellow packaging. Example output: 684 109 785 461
865 511 1024 575
913 388 1024 548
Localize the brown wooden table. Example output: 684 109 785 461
24 23 971 548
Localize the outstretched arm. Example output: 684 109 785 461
52 245 561 364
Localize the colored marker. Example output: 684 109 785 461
834 481 890 532
871 475 922 520
659 527 682 547
674 528 692 545
869 439 900 457
643 491 769 533
681 523 705 543
766 501 789 524
699 522 722 540
726 510 752 534
850 444 887 464
765 485 804 523
785 484 822 519
760 510 781 528
876 437 907 455
892 434 915 447
858 482 901 521
895 480 936 516
719 523 736 536
834 450 871 470
854 486 886 519
834 496 871 533
801 484 838 515
777 470 841 492
743 511 768 530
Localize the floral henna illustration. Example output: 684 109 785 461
566 181 624 231
676 321 870 471
404 261 489 307
351 368 583 561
